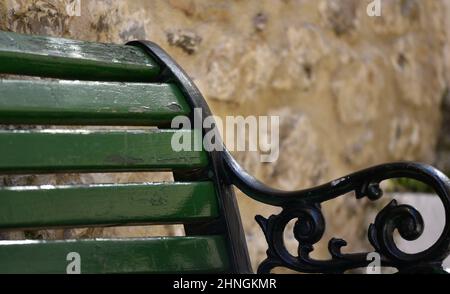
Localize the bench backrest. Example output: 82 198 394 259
0 31 251 274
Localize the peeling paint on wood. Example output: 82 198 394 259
0 129 208 172
0 31 160 81
0 236 230 273
0 182 219 229
0 79 190 125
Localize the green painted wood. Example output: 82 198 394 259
0 79 190 125
0 182 218 229
0 236 230 274
0 31 159 81
0 129 207 172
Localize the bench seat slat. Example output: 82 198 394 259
0 31 160 81
0 80 190 125
0 236 230 274
0 130 207 172
0 182 218 229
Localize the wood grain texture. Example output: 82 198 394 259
0 182 218 229
0 31 160 81
0 236 230 273
0 79 190 125
0 129 207 172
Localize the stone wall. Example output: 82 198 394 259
0 0 449 272
435 0 450 177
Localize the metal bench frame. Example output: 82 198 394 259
128 40 450 274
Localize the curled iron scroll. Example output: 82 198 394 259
127 39 450 274
225 156 450 273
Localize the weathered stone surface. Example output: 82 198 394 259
0 0 449 272
320 0 358 36
388 115 421 160
332 55 384 125
167 29 202 55
436 0 450 176
436 90 450 174
266 109 328 190
392 34 446 108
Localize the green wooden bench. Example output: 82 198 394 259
0 31 449 274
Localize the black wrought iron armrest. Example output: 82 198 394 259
224 151 450 273
129 40 450 274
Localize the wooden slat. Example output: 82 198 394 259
0 79 190 125
0 31 160 81
0 129 207 172
0 236 230 274
0 182 218 229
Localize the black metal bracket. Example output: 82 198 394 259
127 40 253 274
230 161 450 273
128 40 450 274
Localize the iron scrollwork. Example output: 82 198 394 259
129 39 450 274
224 155 450 274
